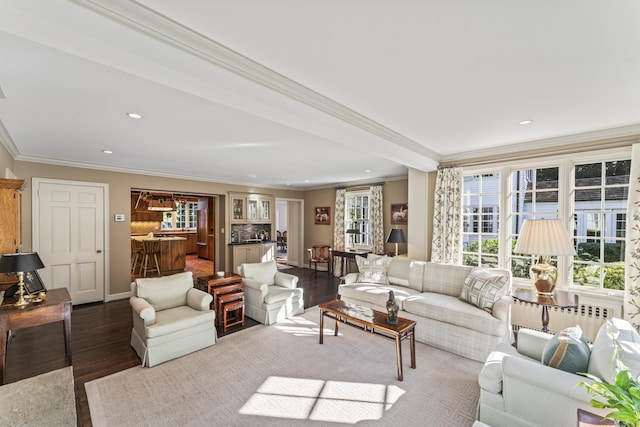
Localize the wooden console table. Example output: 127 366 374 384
330 249 370 276
0 288 72 384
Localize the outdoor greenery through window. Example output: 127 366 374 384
345 191 371 248
461 152 630 292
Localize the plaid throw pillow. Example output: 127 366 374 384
357 257 389 285
459 268 508 313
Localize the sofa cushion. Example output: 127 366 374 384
357 256 389 285
263 286 303 305
459 268 508 313
146 305 215 338
135 272 194 311
587 317 640 383
403 292 504 336
339 283 420 309
242 260 277 286
541 325 590 374
423 262 474 297
386 258 412 288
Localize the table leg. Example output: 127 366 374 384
63 303 73 366
410 329 416 369
395 335 404 381
319 309 324 344
0 328 7 385
334 316 339 336
541 305 550 333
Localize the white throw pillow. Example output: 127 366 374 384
587 318 640 383
356 256 389 285
459 268 508 313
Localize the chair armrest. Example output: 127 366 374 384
243 277 268 298
490 295 511 321
130 296 156 326
186 288 213 311
503 354 594 402
517 328 554 360
274 271 299 289
344 273 359 284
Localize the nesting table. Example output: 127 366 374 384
196 273 245 332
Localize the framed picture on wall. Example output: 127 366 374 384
315 207 331 225
391 203 408 224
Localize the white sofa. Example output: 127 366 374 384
477 317 640 427
239 260 304 325
338 255 512 362
130 271 217 367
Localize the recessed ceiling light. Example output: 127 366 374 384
127 112 143 119
305 180 310 183
365 169 371 173
102 149 113 154
519 119 533 125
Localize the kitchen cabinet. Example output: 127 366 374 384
157 232 197 254
196 197 215 260
229 193 273 224
0 179 23 288
230 242 275 273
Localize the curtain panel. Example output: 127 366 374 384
333 189 346 276
431 167 462 264
624 143 640 330
370 184 384 255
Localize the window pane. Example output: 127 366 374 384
575 162 602 186
605 160 631 185
536 168 559 188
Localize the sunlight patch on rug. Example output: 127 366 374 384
239 376 405 424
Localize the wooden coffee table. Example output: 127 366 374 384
318 299 416 381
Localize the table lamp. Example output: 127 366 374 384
513 219 575 295
386 228 406 257
0 252 45 308
346 229 360 250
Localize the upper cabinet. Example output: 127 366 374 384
229 193 273 223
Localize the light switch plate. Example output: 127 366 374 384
114 214 125 222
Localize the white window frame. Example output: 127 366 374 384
345 190 372 249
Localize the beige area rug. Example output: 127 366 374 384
86 307 482 427
0 366 77 426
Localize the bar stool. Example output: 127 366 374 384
131 239 144 275
141 240 161 277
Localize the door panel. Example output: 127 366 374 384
35 180 105 304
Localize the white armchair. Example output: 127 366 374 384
478 317 640 427
130 271 217 367
239 260 303 325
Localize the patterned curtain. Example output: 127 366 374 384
624 143 640 330
333 189 346 276
431 167 463 264
370 184 384 254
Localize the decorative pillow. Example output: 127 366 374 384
587 318 640 383
356 254 390 272
459 268 508 313
357 256 389 285
542 325 590 374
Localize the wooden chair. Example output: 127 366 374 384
307 245 332 276
276 230 283 250
131 239 144 275
141 240 161 277
282 231 287 252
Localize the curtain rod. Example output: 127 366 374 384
438 136 636 169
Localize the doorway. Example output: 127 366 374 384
275 198 304 267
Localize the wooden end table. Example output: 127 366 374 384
319 299 416 381
512 288 579 333
196 273 244 328
0 288 72 384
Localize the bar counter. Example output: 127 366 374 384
132 236 186 276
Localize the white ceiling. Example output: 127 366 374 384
1 0 639 189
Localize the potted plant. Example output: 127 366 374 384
578 323 640 427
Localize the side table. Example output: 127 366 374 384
512 288 578 333
196 273 244 329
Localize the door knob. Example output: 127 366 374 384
96 250 102 253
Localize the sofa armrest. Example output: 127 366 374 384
274 271 299 289
516 328 554 360
344 273 359 284
490 295 511 321
243 277 269 298
186 288 214 311
130 296 156 326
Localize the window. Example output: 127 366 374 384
462 173 500 268
572 160 630 290
461 150 630 293
345 191 371 248
161 202 198 230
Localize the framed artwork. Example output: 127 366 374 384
23 270 46 295
315 207 331 225
391 203 408 224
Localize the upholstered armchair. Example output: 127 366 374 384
130 271 217 367
239 260 303 325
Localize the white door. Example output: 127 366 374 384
33 179 106 304
286 200 304 267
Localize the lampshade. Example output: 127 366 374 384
386 229 407 244
0 252 45 274
514 219 576 256
514 219 575 295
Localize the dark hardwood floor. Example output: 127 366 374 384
3 257 338 427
